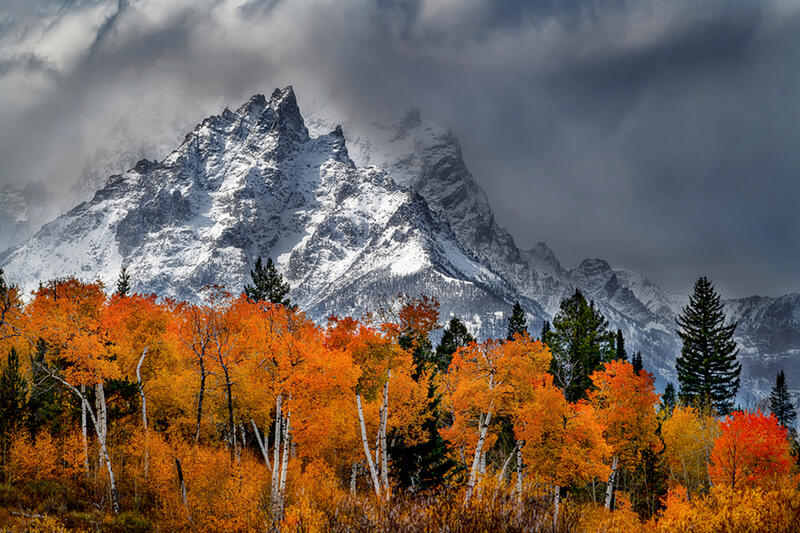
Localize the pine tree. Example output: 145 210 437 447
770 370 797 430
541 320 551 341
244 256 293 308
0 348 26 479
116 266 131 297
661 382 676 413
506 301 528 340
632 351 643 374
675 276 741 415
545 289 616 402
434 316 474 372
615 329 627 361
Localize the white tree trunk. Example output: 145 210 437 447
81 383 89 477
553 484 560 530
95 382 108 469
350 463 358 495
271 394 282 504
605 454 619 510
464 407 493 504
251 419 271 469
356 393 381 498
136 347 149 475
379 372 390 499
515 440 524 502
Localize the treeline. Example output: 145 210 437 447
0 260 796 531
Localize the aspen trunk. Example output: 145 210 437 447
605 454 619 510
194 358 206 443
136 348 149 475
356 393 381 498
223 368 235 458
464 407 492 504
350 463 358 495
279 409 291 494
515 440 524 502
271 394 282 505
81 384 89 477
175 456 190 520
379 372 390 499
251 419 271 469
553 484 560 530
95 382 108 468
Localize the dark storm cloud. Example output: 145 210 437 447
0 0 798 297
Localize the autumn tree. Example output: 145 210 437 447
661 405 720 498
588 360 660 510
709 410 793 491
24 278 121 513
676 276 741 415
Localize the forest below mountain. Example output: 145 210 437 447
0 264 796 532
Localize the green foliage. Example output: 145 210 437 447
434 316 474 372
632 351 643 374
675 276 741 415
661 382 676 414
770 370 797 430
506 301 527 340
615 329 627 361
26 340 71 439
244 256 294 308
110 511 151 533
115 266 131 297
544 289 615 402
0 348 26 480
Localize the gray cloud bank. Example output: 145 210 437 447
1 0 799 297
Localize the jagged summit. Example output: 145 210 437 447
2 87 799 401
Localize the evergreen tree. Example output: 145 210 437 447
541 320 551 342
506 301 528 340
770 370 797 430
26 339 69 439
632 351 644 374
615 329 627 361
244 256 293 308
545 289 615 402
0 348 26 479
661 382 676 414
434 316 474 372
116 266 131 297
675 276 741 415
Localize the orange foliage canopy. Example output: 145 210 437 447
709 410 793 491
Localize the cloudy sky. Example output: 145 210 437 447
1 0 799 297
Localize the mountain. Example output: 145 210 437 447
1 87 799 402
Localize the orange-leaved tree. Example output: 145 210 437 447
661 404 720 498
709 410 793 491
23 278 121 513
588 359 660 510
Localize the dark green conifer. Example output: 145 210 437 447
506 301 528 340
770 370 797 430
661 382 676 414
244 256 293 308
546 289 615 402
632 351 643 374
0 348 26 480
675 276 740 415
434 316 474 372
116 266 131 297
615 329 627 361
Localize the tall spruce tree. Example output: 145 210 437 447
244 256 293 308
541 320 551 341
545 289 615 402
632 351 643 374
434 316 474 372
675 276 741 415
506 301 528 340
770 370 797 430
116 266 131 297
615 329 627 361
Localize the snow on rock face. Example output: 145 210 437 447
0 87 515 332
2 88 800 402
